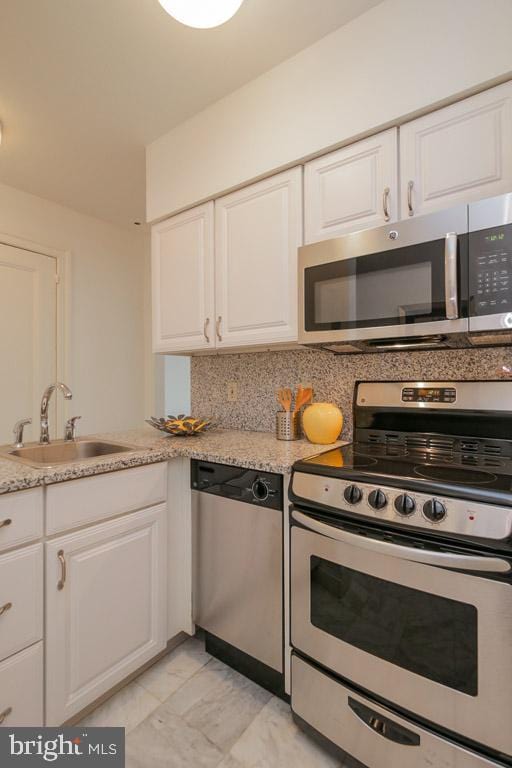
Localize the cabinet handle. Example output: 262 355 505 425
216 316 223 342
0 518 12 529
0 602 12 617
382 187 391 221
407 180 414 216
57 549 66 591
0 707 12 725
203 317 210 343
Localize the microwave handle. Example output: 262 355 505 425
444 232 459 320
291 509 510 573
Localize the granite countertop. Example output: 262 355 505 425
0 427 345 495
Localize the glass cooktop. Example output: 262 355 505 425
299 442 512 497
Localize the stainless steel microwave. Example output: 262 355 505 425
298 193 512 353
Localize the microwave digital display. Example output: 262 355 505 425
484 233 505 242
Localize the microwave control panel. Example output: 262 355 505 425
470 224 512 315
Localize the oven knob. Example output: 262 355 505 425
423 498 447 523
344 485 363 505
368 489 387 510
394 494 416 516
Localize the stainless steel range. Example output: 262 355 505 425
289 381 512 768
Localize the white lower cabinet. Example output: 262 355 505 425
0 643 44 727
45 504 167 725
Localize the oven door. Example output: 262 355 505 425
298 205 469 347
290 508 512 758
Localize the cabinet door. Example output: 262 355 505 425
400 81 512 218
304 129 398 243
152 202 215 353
215 168 302 348
45 505 166 725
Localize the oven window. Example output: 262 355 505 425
310 556 478 695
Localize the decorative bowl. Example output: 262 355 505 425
145 415 213 437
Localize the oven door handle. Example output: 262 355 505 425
291 510 511 573
444 232 459 320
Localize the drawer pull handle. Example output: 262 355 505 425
0 706 12 724
348 696 420 747
216 316 223 343
0 519 12 529
57 549 66 591
0 602 12 617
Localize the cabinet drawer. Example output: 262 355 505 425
46 462 168 534
0 488 43 554
0 543 43 662
0 643 43 727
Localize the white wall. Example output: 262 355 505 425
147 0 512 221
164 356 191 417
0 181 150 435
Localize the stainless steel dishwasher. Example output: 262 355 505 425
191 460 284 696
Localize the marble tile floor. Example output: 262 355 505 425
80 635 349 767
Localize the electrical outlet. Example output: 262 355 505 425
227 381 239 402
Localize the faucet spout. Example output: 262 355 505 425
40 382 73 444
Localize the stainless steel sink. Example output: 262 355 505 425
1 439 137 469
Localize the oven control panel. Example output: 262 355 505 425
401 387 456 404
470 224 512 316
291 472 512 541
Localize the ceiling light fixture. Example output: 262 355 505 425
158 0 244 29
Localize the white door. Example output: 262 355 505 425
304 128 398 243
215 168 302 348
45 505 167 725
400 81 512 218
0 244 57 444
152 202 215 354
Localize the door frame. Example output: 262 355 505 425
0 231 72 434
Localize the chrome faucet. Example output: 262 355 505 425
64 415 81 442
40 382 73 444
13 418 32 449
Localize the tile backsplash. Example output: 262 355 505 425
191 346 512 441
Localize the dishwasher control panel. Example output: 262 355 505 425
191 460 283 511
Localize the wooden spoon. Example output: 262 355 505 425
277 387 292 412
294 385 313 412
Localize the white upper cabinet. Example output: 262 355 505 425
152 202 215 353
214 168 303 348
304 129 398 243
400 81 512 218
